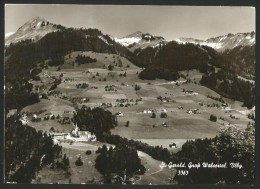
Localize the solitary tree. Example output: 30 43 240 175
151 113 156 118
75 156 83 166
209 114 217 122
160 112 167 118
134 84 141 91
108 64 114 71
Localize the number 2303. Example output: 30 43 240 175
177 170 189 175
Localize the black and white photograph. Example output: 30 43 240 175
4 4 256 186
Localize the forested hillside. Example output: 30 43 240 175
135 41 255 108
5 28 141 111
5 114 65 183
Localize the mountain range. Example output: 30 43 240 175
113 31 167 52
5 17 255 53
176 32 255 52
5 17 255 110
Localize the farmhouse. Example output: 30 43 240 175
169 142 177 148
186 109 201 114
162 122 168 127
115 112 124 117
222 103 228 107
184 89 193 94
222 106 232 111
64 110 73 114
178 106 183 109
143 109 152 114
183 89 198 95
161 108 167 113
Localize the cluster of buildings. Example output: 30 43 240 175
186 109 201 114
70 123 97 141
53 123 97 143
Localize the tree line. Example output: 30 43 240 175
75 54 97 65
200 69 255 109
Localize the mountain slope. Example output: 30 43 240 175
5 18 143 111
5 17 65 46
5 32 15 38
114 31 167 52
136 40 255 108
176 32 255 51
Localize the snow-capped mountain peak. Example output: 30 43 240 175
5 17 64 46
17 16 47 32
114 31 167 51
125 31 143 38
5 32 15 38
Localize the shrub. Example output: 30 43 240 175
32 75 41 81
41 93 48 99
75 156 83 166
49 84 57 91
160 112 167 118
151 113 156 118
49 127 55 132
108 64 114 71
85 150 92 155
210 114 217 122
134 84 141 91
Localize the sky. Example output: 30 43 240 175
5 4 255 40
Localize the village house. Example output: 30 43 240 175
183 89 198 95
222 106 232 111
162 122 168 127
186 109 201 114
115 112 124 117
178 106 183 109
161 108 167 113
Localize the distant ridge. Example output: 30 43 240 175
114 31 166 52
176 31 255 51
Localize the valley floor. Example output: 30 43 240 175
22 52 253 184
